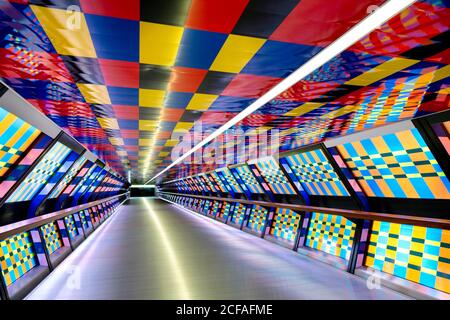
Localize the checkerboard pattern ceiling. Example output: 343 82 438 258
0 0 448 183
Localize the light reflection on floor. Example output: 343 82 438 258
26 198 410 300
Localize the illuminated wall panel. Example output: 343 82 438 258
230 203 247 226
217 168 243 194
306 212 356 260
233 164 264 194
211 172 227 193
6 142 71 203
40 221 63 254
254 158 296 195
0 107 41 178
204 173 219 192
49 156 86 199
433 120 450 156
270 208 301 243
218 202 232 220
247 205 268 234
64 214 78 239
68 163 97 197
0 231 38 286
0 135 52 200
337 128 450 199
283 148 350 196
366 221 450 294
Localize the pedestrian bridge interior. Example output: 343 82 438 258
0 0 448 300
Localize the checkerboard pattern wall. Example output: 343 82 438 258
337 128 450 199
283 148 350 197
366 221 450 294
233 164 265 194
64 214 79 239
270 208 301 243
0 232 38 286
306 212 356 260
6 142 71 203
255 158 296 195
0 107 41 178
40 221 63 254
230 203 247 226
247 205 269 234
218 202 232 221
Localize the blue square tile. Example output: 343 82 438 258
108 87 138 105
242 40 320 78
85 14 139 62
175 28 227 69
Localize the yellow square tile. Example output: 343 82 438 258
77 84 111 104
174 122 193 132
97 118 119 130
139 120 159 131
165 139 179 147
31 5 96 58
139 89 166 108
210 34 265 73
346 58 418 86
140 22 184 66
186 93 218 111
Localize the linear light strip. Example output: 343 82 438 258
147 0 417 184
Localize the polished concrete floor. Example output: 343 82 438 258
26 198 409 300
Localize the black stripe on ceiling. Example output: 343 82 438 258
197 71 236 95
140 0 192 26
61 56 105 85
139 64 172 90
401 29 450 60
29 0 81 10
232 0 300 39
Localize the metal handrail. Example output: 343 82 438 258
160 192 450 230
0 192 129 241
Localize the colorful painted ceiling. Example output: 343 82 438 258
0 0 448 183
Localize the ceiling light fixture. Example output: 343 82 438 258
146 0 416 184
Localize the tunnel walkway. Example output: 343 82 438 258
26 198 409 300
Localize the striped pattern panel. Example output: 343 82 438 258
366 221 450 294
270 208 301 242
283 148 350 196
234 164 264 194
337 128 450 199
0 107 41 178
0 232 37 286
306 212 356 260
255 158 296 195
64 214 79 239
6 142 71 202
40 221 63 254
69 164 98 196
230 203 247 226
247 205 268 234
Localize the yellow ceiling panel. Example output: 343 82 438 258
77 84 111 104
97 118 119 130
31 5 96 58
139 89 166 108
345 57 419 86
186 93 218 111
140 22 184 66
284 102 324 117
210 35 265 73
